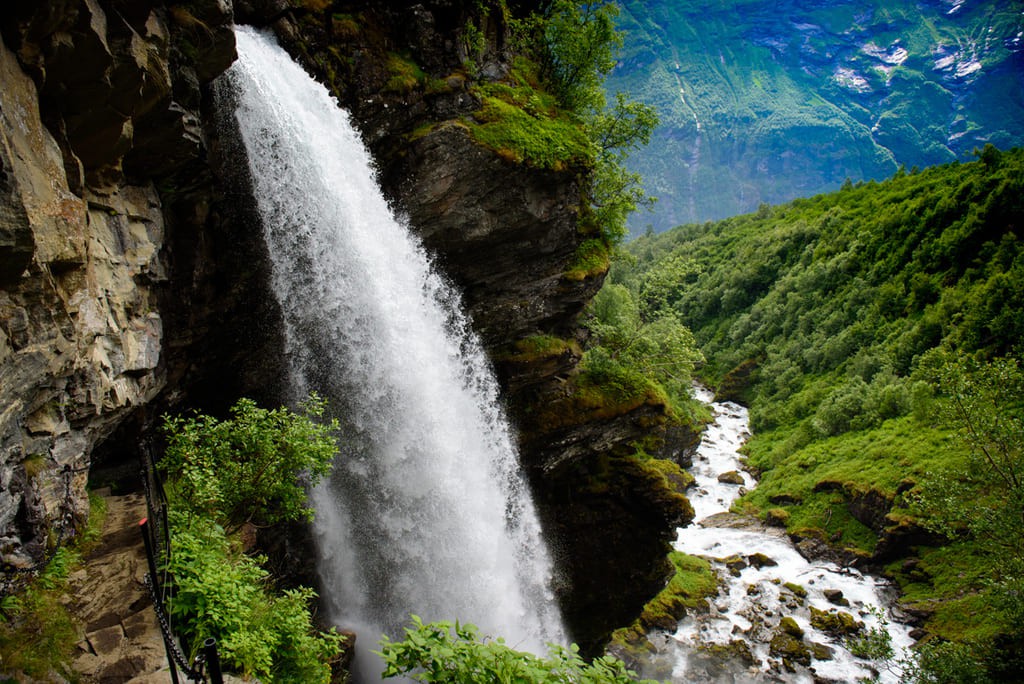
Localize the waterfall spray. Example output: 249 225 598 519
215 25 566 675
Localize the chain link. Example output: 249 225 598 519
144 572 207 682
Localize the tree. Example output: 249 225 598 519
584 282 704 406
160 395 339 529
537 1 659 242
540 1 621 113
908 355 1024 680
914 356 1024 559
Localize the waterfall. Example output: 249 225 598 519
215 26 566 672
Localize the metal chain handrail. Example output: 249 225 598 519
139 443 223 684
144 572 207 681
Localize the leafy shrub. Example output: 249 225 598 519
0 492 107 679
165 511 345 683
160 397 345 682
378 616 657 683
160 395 338 530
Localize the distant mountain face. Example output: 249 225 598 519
608 0 1024 233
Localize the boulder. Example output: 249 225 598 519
718 470 745 485
810 606 864 636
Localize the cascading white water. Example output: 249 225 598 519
647 387 915 683
215 26 565 671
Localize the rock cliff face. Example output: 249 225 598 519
0 0 238 573
1 0 690 655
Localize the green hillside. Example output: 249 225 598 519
605 148 1024 678
606 0 1024 232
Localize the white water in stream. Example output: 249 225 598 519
215 27 565 676
648 387 915 683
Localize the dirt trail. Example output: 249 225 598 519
67 492 170 683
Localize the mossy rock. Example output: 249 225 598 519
779 616 804 638
769 631 811 666
823 588 850 606
747 552 778 568
765 507 790 527
810 641 835 661
613 551 719 646
699 639 756 667
722 554 747 576
782 581 807 599
564 238 611 281
717 470 745 485
809 606 863 636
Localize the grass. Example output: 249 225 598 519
465 60 594 171
731 415 971 554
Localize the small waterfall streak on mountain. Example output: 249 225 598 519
216 25 565 666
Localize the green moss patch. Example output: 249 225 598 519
610 551 719 660
497 335 580 363
385 52 427 93
467 95 592 170
564 238 611 282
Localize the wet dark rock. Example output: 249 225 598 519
809 606 863 636
780 616 804 638
748 552 778 568
718 470 745 485
770 630 811 667
823 588 850 606
765 507 791 527
810 641 835 661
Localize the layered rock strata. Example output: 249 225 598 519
0 0 236 572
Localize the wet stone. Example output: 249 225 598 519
779 616 804 638
718 470 745 485
823 588 850 606
747 552 778 568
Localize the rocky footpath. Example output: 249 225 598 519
2 0 693 660
66 493 167 682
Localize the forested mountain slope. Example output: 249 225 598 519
608 148 1024 677
607 0 1024 232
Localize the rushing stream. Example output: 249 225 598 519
215 26 565 677
643 387 915 683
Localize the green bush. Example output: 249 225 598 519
378 616 657 683
160 395 338 530
165 511 344 683
160 396 345 682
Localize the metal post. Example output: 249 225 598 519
203 638 223 684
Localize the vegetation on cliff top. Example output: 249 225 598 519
461 0 657 246
611 146 1024 679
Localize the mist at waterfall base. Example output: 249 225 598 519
214 26 566 677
